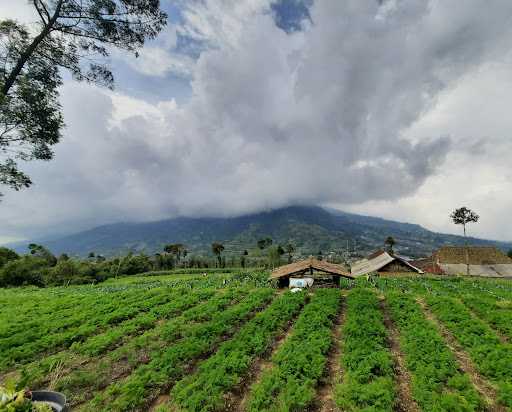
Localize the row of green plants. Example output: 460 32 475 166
334 288 395 411
426 295 512 407
0 287 174 370
246 289 341 412
385 292 483 411
83 288 276 411
459 293 512 340
0 284 158 340
168 291 307 411
20 288 249 405
69 289 215 357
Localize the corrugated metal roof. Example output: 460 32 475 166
351 251 423 277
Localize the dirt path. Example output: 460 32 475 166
379 297 420 412
417 298 506 412
313 294 346 412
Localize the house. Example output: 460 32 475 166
350 250 423 277
270 257 353 288
414 246 512 277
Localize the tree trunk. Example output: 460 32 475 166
464 224 469 276
1 0 63 96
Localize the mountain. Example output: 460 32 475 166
10 206 512 258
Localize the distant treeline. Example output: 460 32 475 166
0 237 351 288
0 244 273 288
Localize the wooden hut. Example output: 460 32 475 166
270 257 353 288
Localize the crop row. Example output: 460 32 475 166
246 289 341 412
426 295 512 407
69 288 215 356
385 292 483 410
458 294 512 340
82 288 275 411
0 286 155 340
168 290 307 411
0 287 177 370
335 288 395 411
20 288 248 400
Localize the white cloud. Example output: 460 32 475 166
3 0 512 243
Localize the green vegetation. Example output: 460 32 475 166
0 384 52 411
426 295 512 406
169 291 305 411
386 292 482 410
84 288 275 411
2 272 512 411
334 289 395 411
246 289 340 411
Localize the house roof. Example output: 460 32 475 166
436 246 512 265
270 257 352 279
351 250 423 277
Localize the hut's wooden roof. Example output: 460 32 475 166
270 257 352 279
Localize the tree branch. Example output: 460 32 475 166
1 0 63 96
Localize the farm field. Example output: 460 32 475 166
1 272 512 411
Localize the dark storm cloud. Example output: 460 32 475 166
3 0 512 241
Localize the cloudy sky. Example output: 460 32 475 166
2 0 512 243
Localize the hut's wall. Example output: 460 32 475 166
378 260 415 273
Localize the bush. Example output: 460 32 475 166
0 257 47 287
0 247 19 268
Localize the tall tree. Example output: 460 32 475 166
211 242 224 267
384 236 396 254
257 237 273 250
450 207 479 276
508 249 512 259
164 243 185 264
0 0 167 196
285 243 295 264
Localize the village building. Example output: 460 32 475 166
412 246 512 277
270 257 353 288
350 250 423 277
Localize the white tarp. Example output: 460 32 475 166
289 277 314 288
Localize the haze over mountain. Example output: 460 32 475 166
11 206 512 259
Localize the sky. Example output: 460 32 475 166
2 0 512 243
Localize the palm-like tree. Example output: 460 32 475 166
211 242 225 267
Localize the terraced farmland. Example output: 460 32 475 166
1 272 512 411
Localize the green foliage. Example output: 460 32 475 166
426 295 512 406
247 289 341 411
508 249 512 259
257 237 273 250
211 242 225 267
28 244 56 266
171 291 306 411
0 257 47 287
0 383 52 411
267 246 282 268
386 292 482 411
335 289 395 411
85 289 275 411
0 1 167 194
0 247 19 268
